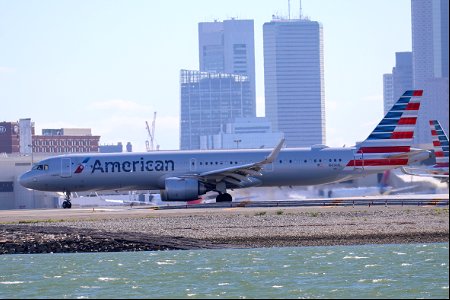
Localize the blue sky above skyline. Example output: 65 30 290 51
0 0 411 151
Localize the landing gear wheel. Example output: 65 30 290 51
216 193 233 202
62 191 72 209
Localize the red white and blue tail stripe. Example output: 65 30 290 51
346 90 423 170
430 120 449 169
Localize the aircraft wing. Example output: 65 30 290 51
382 185 420 195
185 139 285 188
400 166 449 179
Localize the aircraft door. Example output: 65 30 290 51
61 158 72 178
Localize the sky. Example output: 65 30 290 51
0 0 412 152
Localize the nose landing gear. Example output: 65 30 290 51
62 191 72 209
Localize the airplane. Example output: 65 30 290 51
401 120 449 181
20 90 430 209
323 169 420 198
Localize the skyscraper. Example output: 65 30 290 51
263 18 325 147
383 52 413 114
198 19 256 114
179 70 253 150
411 0 449 146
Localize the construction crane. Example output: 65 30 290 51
145 111 157 151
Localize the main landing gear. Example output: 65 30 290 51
62 191 72 209
214 182 232 202
216 192 232 202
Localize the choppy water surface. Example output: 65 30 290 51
1 243 448 299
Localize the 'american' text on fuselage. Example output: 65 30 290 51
91 159 175 173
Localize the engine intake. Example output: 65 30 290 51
161 177 207 201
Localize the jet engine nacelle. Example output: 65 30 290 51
160 177 207 201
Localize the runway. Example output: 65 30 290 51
0 193 448 223
161 193 449 210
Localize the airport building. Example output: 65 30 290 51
0 154 59 210
179 69 254 150
411 0 449 146
0 119 101 209
198 19 256 114
200 117 284 150
263 17 326 148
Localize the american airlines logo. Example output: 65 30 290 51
74 157 91 174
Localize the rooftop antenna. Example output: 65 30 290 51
299 0 302 19
145 111 157 151
288 0 291 19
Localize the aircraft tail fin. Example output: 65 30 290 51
356 90 423 159
429 120 449 168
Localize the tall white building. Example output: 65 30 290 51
411 0 449 146
383 52 413 115
263 18 325 148
198 19 256 114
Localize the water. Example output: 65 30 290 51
1 243 448 299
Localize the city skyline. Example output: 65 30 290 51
0 0 412 152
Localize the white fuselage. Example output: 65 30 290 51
19 146 394 193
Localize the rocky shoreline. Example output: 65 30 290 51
1 206 448 254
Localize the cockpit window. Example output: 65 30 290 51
32 164 49 171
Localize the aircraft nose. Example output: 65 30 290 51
19 172 36 189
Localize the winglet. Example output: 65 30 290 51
400 166 415 176
261 138 285 164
